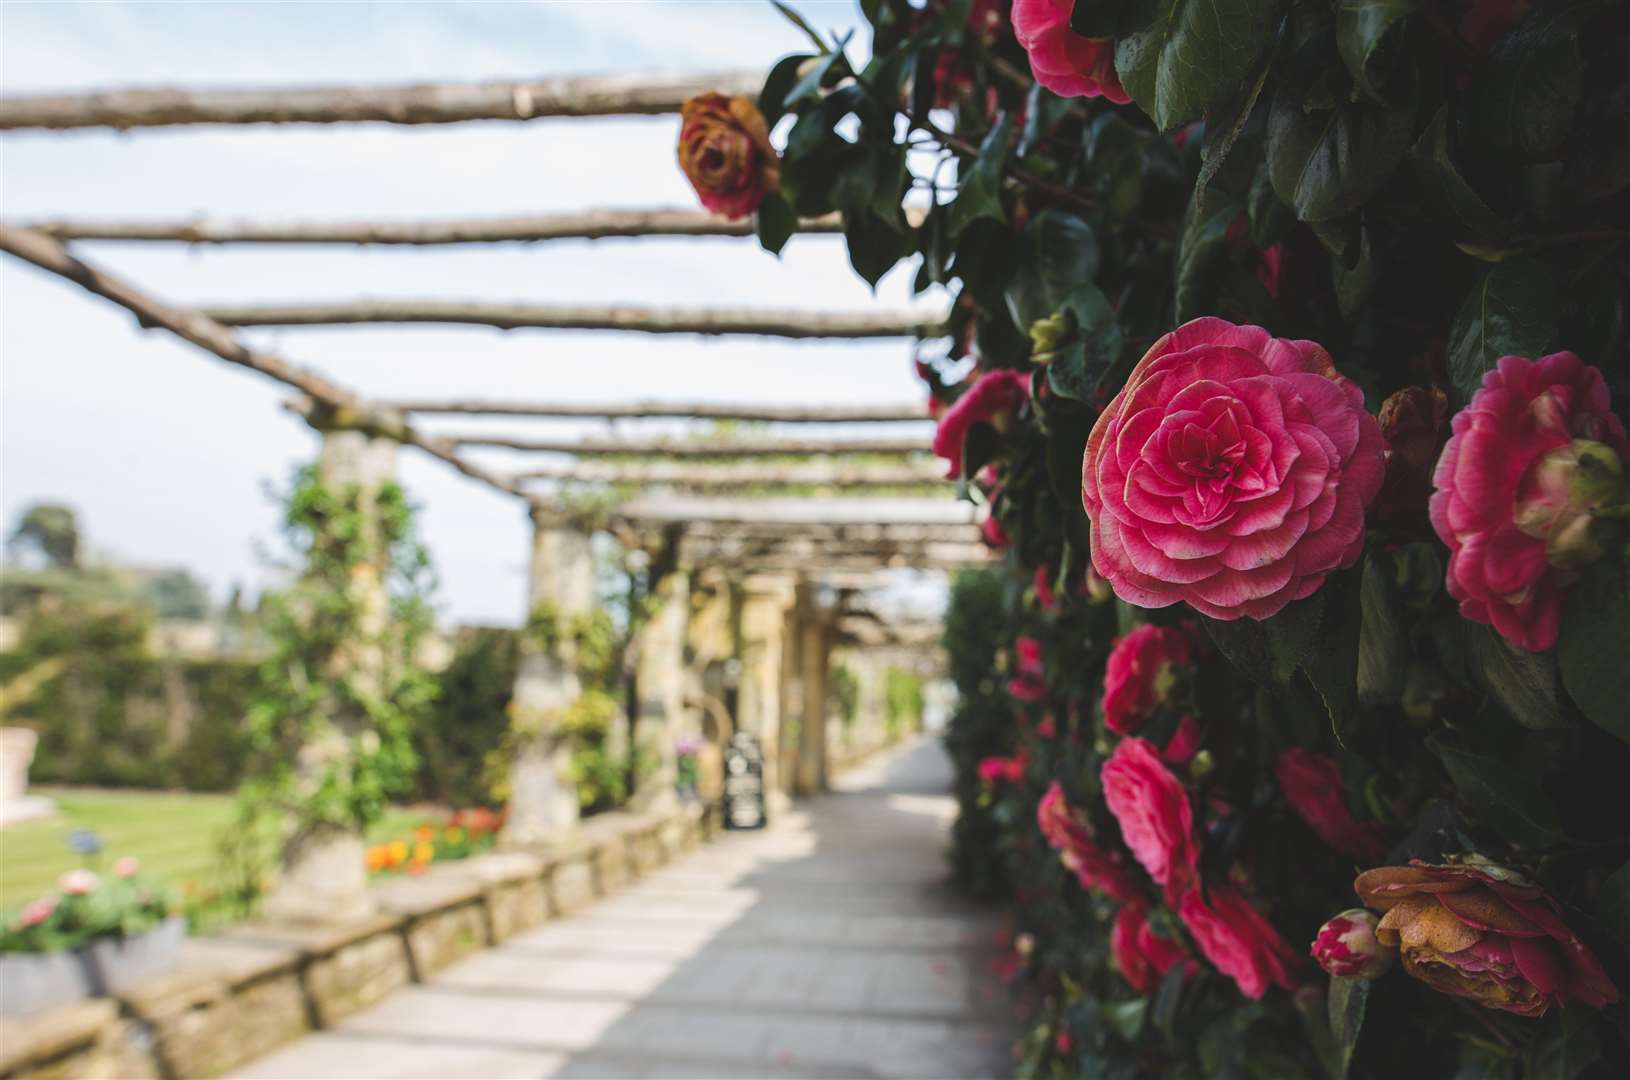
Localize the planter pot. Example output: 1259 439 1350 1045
0 949 92 1015
81 917 185 996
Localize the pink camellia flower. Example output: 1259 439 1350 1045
1275 749 1389 864
933 369 1029 479
1101 737 1198 903
1011 0 1131 103
18 896 56 928
1101 623 1198 735
1356 858 1619 1016
1082 318 1387 620
1161 715 1203 766
1033 565 1058 611
112 856 141 878
59 868 98 896
1037 782 1141 902
1429 352 1629 652
1311 908 1396 979
676 93 779 221
1008 637 1047 702
981 512 1010 549
1113 903 1197 994
1180 885 1302 999
978 751 1028 784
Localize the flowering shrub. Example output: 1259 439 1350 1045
366 808 501 876
686 0 1630 1074
1 860 171 953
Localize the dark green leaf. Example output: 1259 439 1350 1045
1194 53 1273 204
1114 0 1284 131
1406 107 1509 243
1337 0 1416 104
1445 256 1560 406
960 422 1005 490
1599 862 1630 948
784 48 847 112
1328 975 1370 1080
1202 590 1325 686
1474 4 1584 163
760 53 816 127
1357 550 1407 704
1464 620 1568 729
755 192 798 256
1526 1006 1603 1080
1176 186 1243 321
1266 81 1416 222
1305 567 1362 746
1558 556 1630 744
1332 224 1374 319
1072 0 1141 39
1104 998 1148 1041
843 210 909 288
770 0 831 55
1004 209 1100 331
1247 157 1293 248
1046 284 1125 402
1429 734 1566 848
1153 961 1188 1041
948 115 1013 237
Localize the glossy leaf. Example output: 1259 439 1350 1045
1045 284 1124 403
948 115 1012 237
1474 4 1584 163
1114 0 1284 131
1445 256 1560 407
1336 0 1416 104
755 192 798 256
1327 975 1369 1080
1428 734 1566 848
1558 557 1630 744
1266 81 1416 222
1406 106 1509 243
1357 550 1407 704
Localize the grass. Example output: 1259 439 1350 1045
1 787 424 912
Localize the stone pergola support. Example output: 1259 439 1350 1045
262 420 398 925
502 510 596 849
737 575 797 812
792 587 838 797
630 562 690 813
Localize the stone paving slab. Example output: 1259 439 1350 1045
230 737 1013 1079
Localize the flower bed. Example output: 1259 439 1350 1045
365 808 501 877
682 2 1628 1076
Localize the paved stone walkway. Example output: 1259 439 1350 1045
232 736 1014 1079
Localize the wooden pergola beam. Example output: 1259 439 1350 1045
513 460 944 489
676 522 980 544
0 69 763 130
0 225 522 501
385 399 929 422
607 495 979 528
197 300 942 339
454 434 931 457
13 209 849 245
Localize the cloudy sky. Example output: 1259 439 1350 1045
1 1 948 625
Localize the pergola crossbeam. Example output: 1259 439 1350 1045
0 225 521 500
607 495 978 528
513 461 944 489
11 209 850 245
455 434 931 457
386 399 929 422
198 300 941 339
0 69 763 130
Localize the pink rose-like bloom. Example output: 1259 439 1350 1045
59 869 98 896
933 369 1029 479
1101 737 1198 903
1011 0 1131 103
112 856 141 878
1161 715 1203 766
1311 908 1396 979
1275 749 1389 864
1033 565 1058 611
1113 903 1197 994
19 896 56 928
1429 352 1629 652
1102 623 1197 734
1180 885 1302 999
981 512 1010 549
1082 318 1386 620
1008 637 1047 702
978 751 1027 784
1037 782 1141 903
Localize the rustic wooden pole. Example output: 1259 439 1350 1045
455 434 932 457
198 300 944 339
385 399 929 422
0 225 525 502
18 209 847 245
0 69 763 130
514 460 944 490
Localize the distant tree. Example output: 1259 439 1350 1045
7 503 81 569
143 569 212 620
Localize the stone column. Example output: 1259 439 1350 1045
795 611 833 796
630 566 689 813
504 510 595 848
737 576 794 811
263 424 396 925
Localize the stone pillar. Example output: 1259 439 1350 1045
0 727 53 826
737 576 794 811
263 424 396 925
504 511 595 848
795 612 833 796
630 567 689 813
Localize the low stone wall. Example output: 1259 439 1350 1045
0 801 720 1080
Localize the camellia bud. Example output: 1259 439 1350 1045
1373 386 1448 534
1514 438 1628 570
1028 311 1072 363
1311 908 1396 980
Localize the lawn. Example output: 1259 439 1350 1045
1 787 424 913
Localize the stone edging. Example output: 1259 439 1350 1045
0 801 721 1080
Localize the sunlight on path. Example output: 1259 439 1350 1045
230 737 1013 1079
